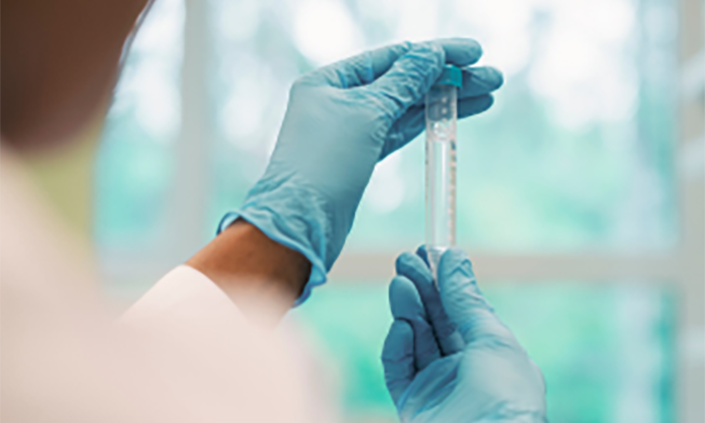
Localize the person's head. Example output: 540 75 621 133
1 0 150 150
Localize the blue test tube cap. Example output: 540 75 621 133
433 64 462 88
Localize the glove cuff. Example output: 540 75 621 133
217 177 353 306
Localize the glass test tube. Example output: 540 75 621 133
425 65 460 282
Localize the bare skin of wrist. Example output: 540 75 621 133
186 219 311 327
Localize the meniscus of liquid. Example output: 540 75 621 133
425 65 461 283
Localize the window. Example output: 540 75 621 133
97 0 704 421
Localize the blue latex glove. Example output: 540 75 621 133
219 39 503 305
382 247 547 422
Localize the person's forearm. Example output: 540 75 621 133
186 219 311 326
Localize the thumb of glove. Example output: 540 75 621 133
437 248 516 345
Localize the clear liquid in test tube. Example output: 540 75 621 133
425 65 461 283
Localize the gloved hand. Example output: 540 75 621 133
382 247 547 423
219 39 503 305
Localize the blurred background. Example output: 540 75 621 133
23 0 703 421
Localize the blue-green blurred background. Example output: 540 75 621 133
28 0 695 421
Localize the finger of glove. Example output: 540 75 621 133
389 276 442 370
435 37 483 66
458 94 495 118
362 42 445 120
438 248 517 346
307 38 482 89
379 105 425 159
411 249 466 356
308 42 413 88
416 244 430 265
396 251 465 356
458 66 504 98
382 319 415 406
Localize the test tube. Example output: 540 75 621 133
425 64 462 282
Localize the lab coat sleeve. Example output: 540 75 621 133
118 265 313 423
120 264 243 330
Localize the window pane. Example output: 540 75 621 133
290 282 675 423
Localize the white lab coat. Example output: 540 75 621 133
0 150 336 422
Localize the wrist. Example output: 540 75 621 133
187 219 311 325
228 175 357 304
